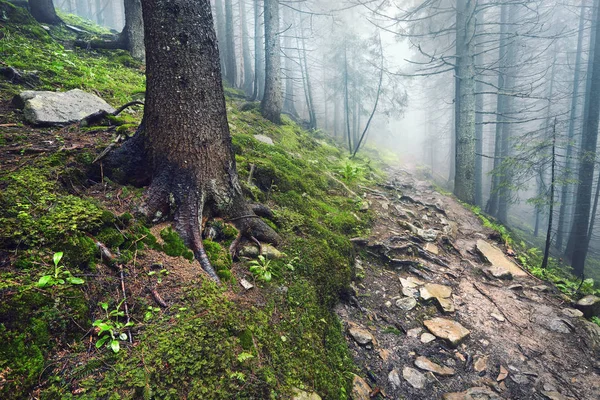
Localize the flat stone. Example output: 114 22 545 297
541 391 575 400
348 326 374 345
351 374 371 400
253 134 274 145
240 279 254 290
420 333 436 343
402 367 426 389
402 287 419 297
476 240 527 277
510 373 530 385
436 297 455 313
407 327 422 338
414 356 456 376
400 276 426 288
424 318 470 347
292 389 322 400
490 313 505 322
424 242 439 255
396 296 418 311
497 366 509 381
388 369 402 388
561 308 584 318
15 89 115 126
575 295 600 318
488 266 513 280
420 283 452 300
418 228 439 242
474 356 489 373
532 285 550 292
442 387 501 400
508 284 524 291
239 243 284 259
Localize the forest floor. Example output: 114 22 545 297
338 167 600 400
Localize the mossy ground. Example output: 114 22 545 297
0 6 381 398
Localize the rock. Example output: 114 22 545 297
561 308 584 318
582 319 600 354
541 391 575 400
490 313 505 322
424 242 439 255
400 276 425 287
442 387 501 400
496 366 509 381
240 279 254 290
508 284 524 291
348 326 374 345
418 228 439 242
351 374 371 400
575 295 600 318
238 243 284 259
253 134 274 145
388 369 402 388
424 318 470 347
14 89 115 126
474 356 488 373
510 373 530 385
547 319 572 334
532 285 550 292
402 287 419 297
487 266 513 280
414 356 456 376
402 367 426 389
420 333 436 343
359 201 370 212
292 389 322 400
476 240 527 277
407 327 423 338
436 297 455 313
396 296 418 311
420 283 454 313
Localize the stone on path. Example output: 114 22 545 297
396 296 417 311
414 356 456 376
240 279 254 290
348 326 374 345
407 327 422 338
442 387 501 400
420 332 436 343
253 134 274 145
541 391 576 400
575 295 600 318
402 367 426 389
476 240 527 277
351 374 371 400
424 318 470 347
15 89 115 125
420 283 454 313
388 368 402 388
490 313 505 322
496 365 509 381
561 308 583 318
292 389 322 400
474 355 488 373
424 242 439 254
487 266 513 280
418 228 439 242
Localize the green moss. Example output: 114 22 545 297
160 227 194 260
203 239 233 274
96 227 125 249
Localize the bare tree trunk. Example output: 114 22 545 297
29 0 60 24
224 0 237 87
252 0 264 101
541 120 557 269
121 0 144 61
344 43 352 152
260 0 282 123
453 0 477 204
106 0 278 283
297 21 316 129
240 0 254 97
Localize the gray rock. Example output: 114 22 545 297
402 367 426 389
424 318 470 347
351 374 371 400
240 279 254 290
541 391 575 400
396 296 418 311
561 308 584 318
292 389 322 400
238 243 284 259
414 356 456 376
420 333 436 343
253 134 274 145
575 295 600 318
418 228 439 242
510 373 530 385
388 369 402 388
407 327 423 338
15 89 115 125
348 326 374 345
442 387 501 400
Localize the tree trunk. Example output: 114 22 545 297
240 0 254 97
106 0 278 282
214 0 227 78
121 0 144 61
541 120 557 269
453 0 477 204
28 0 60 24
567 0 600 276
260 0 282 123
297 21 316 130
344 44 352 152
557 0 589 250
474 30 484 208
224 0 237 87
252 0 264 101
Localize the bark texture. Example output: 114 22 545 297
107 0 279 282
261 0 282 123
122 0 145 61
224 0 237 87
240 0 254 96
252 0 265 100
28 0 60 24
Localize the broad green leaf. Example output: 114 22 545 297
96 336 109 348
110 340 120 353
53 252 63 267
119 333 128 341
38 275 52 288
67 277 85 285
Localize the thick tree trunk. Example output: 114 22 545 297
261 0 282 123
453 0 477 204
121 0 144 61
106 0 278 282
28 0 60 24
283 6 298 117
567 0 600 276
224 0 237 87
240 0 254 97
214 0 227 78
252 0 265 101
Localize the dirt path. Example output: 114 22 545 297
336 167 600 400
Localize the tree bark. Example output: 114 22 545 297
106 0 279 282
240 0 254 97
252 0 265 101
214 0 227 78
453 0 477 204
121 0 144 61
28 0 60 24
541 120 557 269
224 0 237 87
474 24 484 208
260 0 282 123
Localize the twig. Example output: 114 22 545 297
118 264 133 343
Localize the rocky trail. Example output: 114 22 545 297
337 168 600 400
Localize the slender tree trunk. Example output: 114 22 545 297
567 0 600 276
558 0 590 250
240 0 254 97
29 0 60 24
121 0 144 61
214 0 227 78
224 0 237 87
252 0 264 101
453 0 477 203
344 43 352 152
106 0 278 283
297 23 316 129
282 6 298 116
541 120 557 269
260 0 282 123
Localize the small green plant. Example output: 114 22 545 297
144 306 161 322
92 300 133 353
249 255 275 282
147 268 169 284
592 317 600 328
338 161 363 182
37 252 85 288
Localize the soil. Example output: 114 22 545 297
337 167 600 400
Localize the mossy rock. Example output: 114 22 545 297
160 227 194 260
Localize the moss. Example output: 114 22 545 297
96 227 125 249
160 227 194 260
203 239 233 280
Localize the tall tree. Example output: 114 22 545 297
453 0 477 204
566 0 600 277
214 0 227 75
240 0 254 96
261 0 282 123
121 0 145 61
283 5 298 117
224 0 237 87
252 0 265 100
28 0 60 24
106 0 279 282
